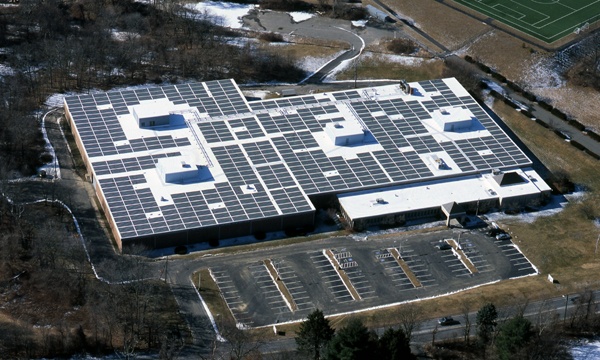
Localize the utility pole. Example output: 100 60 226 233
164 255 169 283
354 57 358 89
563 294 569 322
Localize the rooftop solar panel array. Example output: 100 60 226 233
66 78 533 242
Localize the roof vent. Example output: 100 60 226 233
399 79 412 95
375 198 386 204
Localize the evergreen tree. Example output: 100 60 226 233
296 309 335 360
377 327 415 360
495 315 532 360
323 318 377 360
476 303 498 345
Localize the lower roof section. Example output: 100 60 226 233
337 168 551 222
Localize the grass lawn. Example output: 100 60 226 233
452 0 600 43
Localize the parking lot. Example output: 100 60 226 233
204 228 537 327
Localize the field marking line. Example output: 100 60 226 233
493 3 527 20
558 0 576 11
455 0 600 40
536 0 600 29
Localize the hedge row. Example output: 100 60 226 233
553 129 567 138
570 140 585 151
587 130 600 142
536 119 549 128
568 119 586 131
585 149 600 160
521 110 533 118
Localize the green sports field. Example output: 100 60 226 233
452 0 600 43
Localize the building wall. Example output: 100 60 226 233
120 211 316 250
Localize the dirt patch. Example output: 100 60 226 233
335 52 445 81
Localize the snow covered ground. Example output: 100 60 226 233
289 11 314 23
571 340 600 360
185 1 256 29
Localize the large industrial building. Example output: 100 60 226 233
64 78 551 250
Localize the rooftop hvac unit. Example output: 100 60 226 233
399 80 412 95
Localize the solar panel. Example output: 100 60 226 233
67 77 536 241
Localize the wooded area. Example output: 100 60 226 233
0 0 307 357
0 0 306 178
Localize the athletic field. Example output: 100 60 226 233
452 0 600 43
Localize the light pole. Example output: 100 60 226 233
563 294 569 322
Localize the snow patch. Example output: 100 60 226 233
0 64 14 76
571 340 600 360
185 1 256 29
361 51 425 66
111 29 140 41
352 20 368 28
289 11 314 23
522 56 565 90
484 193 571 225
242 89 271 100
298 50 346 73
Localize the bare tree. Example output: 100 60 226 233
219 324 264 360
397 303 422 343
460 301 472 344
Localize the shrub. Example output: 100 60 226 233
491 72 507 83
521 110 533 118
548 170 575 194
260 0 313 12
538 101 553 111
506 80 522 92
551 107 568 120
570 140 585 150
40 153 53 164
386 38 418 54
174 245 188 255
586 130 600 142
568 119 586 131
259 32 284 42
476 62 491 73
489 89 502 98
553 129 567 138
522 91 537 101
535 119 549 128
253 230 266 240
585 149 600 160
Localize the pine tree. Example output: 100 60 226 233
296 309 335 360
